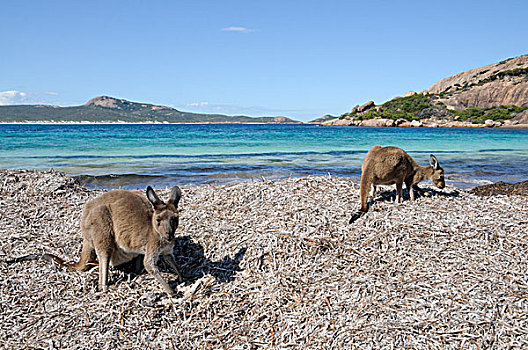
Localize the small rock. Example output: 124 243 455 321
484 119 495 127
358 101 375 113
360 118 391 127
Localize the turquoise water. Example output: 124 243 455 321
0 124 527 189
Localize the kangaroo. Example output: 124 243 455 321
349 145 445 223
7 186 183 295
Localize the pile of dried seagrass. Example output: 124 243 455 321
1 169 527 349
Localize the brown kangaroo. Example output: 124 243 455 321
349 145 445 223
7 186 183 295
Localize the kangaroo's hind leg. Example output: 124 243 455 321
82 204 116 292
369 184 377 199
359 175 371 213
405 178 415 201
395 181 403 203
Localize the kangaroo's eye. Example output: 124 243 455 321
156 218 161 224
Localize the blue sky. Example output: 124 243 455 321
1 0 527 121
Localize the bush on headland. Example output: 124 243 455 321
353 94 445 121
340 94 527 124
453 105 527 124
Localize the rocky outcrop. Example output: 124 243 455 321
512 110 528 124
358 101 375 113
322 55 528 128
427 55 528 111
321 118 397 127
428 55 528 94
484 119 500 127
85 96 123 108
309 114 337 123
85 96 162 110
272 116 298 123
350 105 360 114
323 118 357 126
438 79 528 110
360 118 394 127
151 106 172 111
320 117 514 128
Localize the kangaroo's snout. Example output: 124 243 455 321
156 218 177 241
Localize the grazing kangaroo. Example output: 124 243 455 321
7 186 183 295
349 145 445 223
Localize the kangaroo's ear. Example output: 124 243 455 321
430 154 439 170
168 186 182 208
146 186 163 208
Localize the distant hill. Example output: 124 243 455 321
308 114 338 123
0 96 300 124
323 54 528 127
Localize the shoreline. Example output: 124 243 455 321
0 167 513 192
320 117 528 129
1 120 528 128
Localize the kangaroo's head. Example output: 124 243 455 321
146 186 182 241
429 154 445 189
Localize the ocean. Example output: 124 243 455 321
1 123 527 190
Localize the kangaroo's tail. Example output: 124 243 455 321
6 253 74 269
349 174 371 224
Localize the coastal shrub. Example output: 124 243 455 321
353 91 527 124
477 67 528 86
454 105 527 123
353 94 445 121
440 66 528 93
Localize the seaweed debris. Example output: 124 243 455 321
1 169 527 349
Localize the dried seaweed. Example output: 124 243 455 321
1 169 527 349
470 180 528 197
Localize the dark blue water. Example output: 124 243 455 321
1 124 527 189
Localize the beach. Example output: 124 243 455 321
1 169 527 349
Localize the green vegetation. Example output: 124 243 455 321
351 94 445 121
477 67 528 86
453 105 528 124
342 93 527 125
